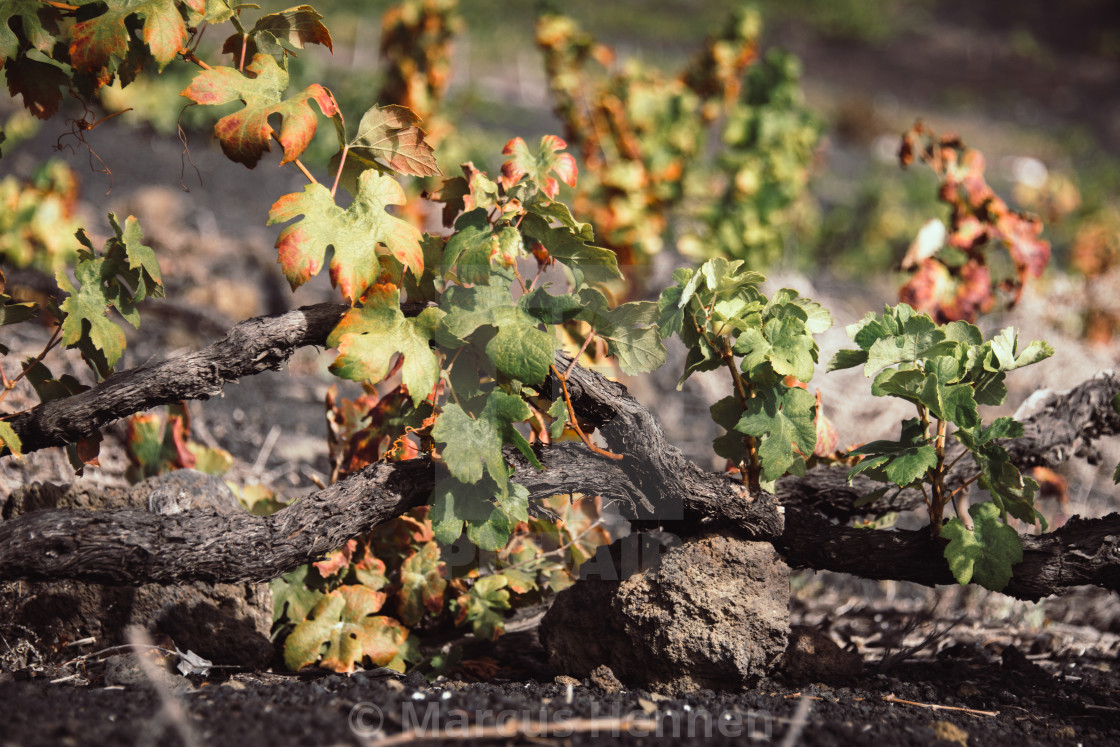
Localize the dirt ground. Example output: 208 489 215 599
1 587 1118 746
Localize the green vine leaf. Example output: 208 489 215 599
520 212 620 287
454 575 511 641
108 213 163 302
431 391 532 490
0 292 37 328
326 286 443 406
181 52 339 168
268 169 423 301
270 565 326 625
0 421 22 457
941 502 1023 591
283 585 409 673
574 289 666 375
848 418 937 487
734 385 816 482
439 276 557 385
441 208 497 285
0 0 60 63
397 541 447 627
431 476 513 549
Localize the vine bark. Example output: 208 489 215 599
2 304 1119 600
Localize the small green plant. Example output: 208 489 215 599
658 258 832 495
830 302 1053 590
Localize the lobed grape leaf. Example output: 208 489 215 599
439 276 557 385
108 213 163 302
70 0 202 78
759 314 816 382
573 288 666 374
431 391 533 490
271 565 326 625
0 0 60 62
848 418 937 487
221 4 333 64
181 52 339 168
269 169 423 301
941 502 1023 591
54 214 163 378
520 212 620 287
334 104 440 180
397 541 447 626
431 476 508 547
441 208 497 284
454 574 511 641
734 385 816 482
500 134 577 198
4 52 69 119
57 256 128 376
283 585 409 673
326 286 444 406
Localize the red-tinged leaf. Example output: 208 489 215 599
999 212 1050 283
396 507 435 544
223 4 333 57
314 539 358 578
181 53 339 168
949 215 988 250
339 104 440 178
126 413 163 470
813 389 839 458
1033 466 1069 509
500 134 578 198
165 413 196 469
4 55 68 119
71 431 103 472
397 541 447 626
268 169 423 301
284 585 406 673
70 0 189 75
946 259 994 321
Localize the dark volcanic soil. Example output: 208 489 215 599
2 624 1118 747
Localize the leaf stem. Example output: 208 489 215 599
563 327 597 378
717 337 760 494
330 144 349 198
238 34 249 72
928 417 948 538
550 364 622 461
181 51 212 71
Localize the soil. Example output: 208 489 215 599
1 605 1118 746
3 2 1120 746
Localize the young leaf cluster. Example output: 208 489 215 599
658 258 831 493
831 303 1053 590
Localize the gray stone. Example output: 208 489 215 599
540 531 790 694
